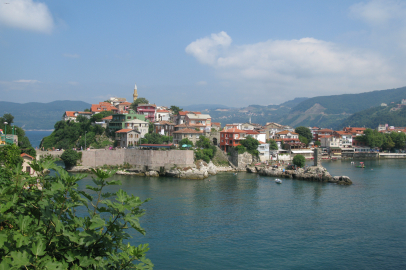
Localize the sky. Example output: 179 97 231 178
1 0 406 107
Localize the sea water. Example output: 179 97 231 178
76 159 406 269
25 130 53 148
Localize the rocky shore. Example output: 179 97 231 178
68 161 352 185
247 165 352 185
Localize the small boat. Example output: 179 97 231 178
356 162 365 168
275 179 282 184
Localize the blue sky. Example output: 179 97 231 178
1 0 406 107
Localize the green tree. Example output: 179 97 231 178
0 161 153 269
382 136 395 150
295 126 312 142
299 135 308 146
0 144 23 168
240 136 260 156
268 139 278 150
179 138 193 147
130 97 149 111
314 141 321 147
60 149 81 169
1 113 14 125
170 106 183 115
292 154 306 168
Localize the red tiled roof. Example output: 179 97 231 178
155 121 175 125
316 129 334 133
175 123 189 128
178 111 190 116
65 111 76 117
157 109 169 113
120 102 132 105
173 128 202 134
259 141 266 144
220 128 246 133
21 153 35 159
115 129 134 133
276 130 298 135
245 130 259 134
102 116 113 120
212 122 221 127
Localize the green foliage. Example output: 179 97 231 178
179 138 193 147
130 98 149 111
268 139 278 150
295 126 312 141
235 145 246 154
41 117 106 150
314 141 321 146
0 144 23 168
194 136 216 161
0 161 153 269
356 128 406 150
148 123 154 134
240 136 260 157
21 147 37 158
169 106 183 115
90 111 113 123
60 149 81 169
1 113 14 124
292 154 306 168
299 135 308 146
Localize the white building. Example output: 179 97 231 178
123 119 149 138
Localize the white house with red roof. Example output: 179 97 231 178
184 113 212 132
63 111 92 122
21 153 37 176
155 109 170 122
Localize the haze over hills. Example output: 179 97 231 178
2 86 406 130
0 100 91 130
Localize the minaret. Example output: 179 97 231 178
133 83 138 102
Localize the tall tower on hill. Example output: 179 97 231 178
133 83 138 102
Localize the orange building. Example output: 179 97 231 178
220 128 246 152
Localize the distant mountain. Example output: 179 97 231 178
337 103 406 129
0 100 91 130
181 104 231 112
280 86 406 128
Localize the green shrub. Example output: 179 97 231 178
293 154 306 168
0 161 152 269
60 149 80 169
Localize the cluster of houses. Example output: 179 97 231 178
60 84 406 160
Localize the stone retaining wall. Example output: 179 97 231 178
80 149 194 170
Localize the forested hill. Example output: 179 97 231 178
0 100 91 130
290 86 406 114
338 104 406 129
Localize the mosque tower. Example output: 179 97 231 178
133 83 138 102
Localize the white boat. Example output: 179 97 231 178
275 179 282 184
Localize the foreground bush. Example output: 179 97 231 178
293 154 306 168
0 159 153 269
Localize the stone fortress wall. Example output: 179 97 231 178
80 149 194 171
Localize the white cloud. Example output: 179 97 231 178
349 0 406 25
14 79 40 83
0 0 54 33
185 31 232 65
197 81 207 86
68 81 79 86
63 53 80 58
186 31 406 103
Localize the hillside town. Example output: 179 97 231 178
52 84 406 162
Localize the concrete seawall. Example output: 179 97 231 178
80 149 194 171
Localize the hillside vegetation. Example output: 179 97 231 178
339 104 406 129
290 86 406 114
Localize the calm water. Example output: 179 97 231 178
25 130 53 148
75 159 406 269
